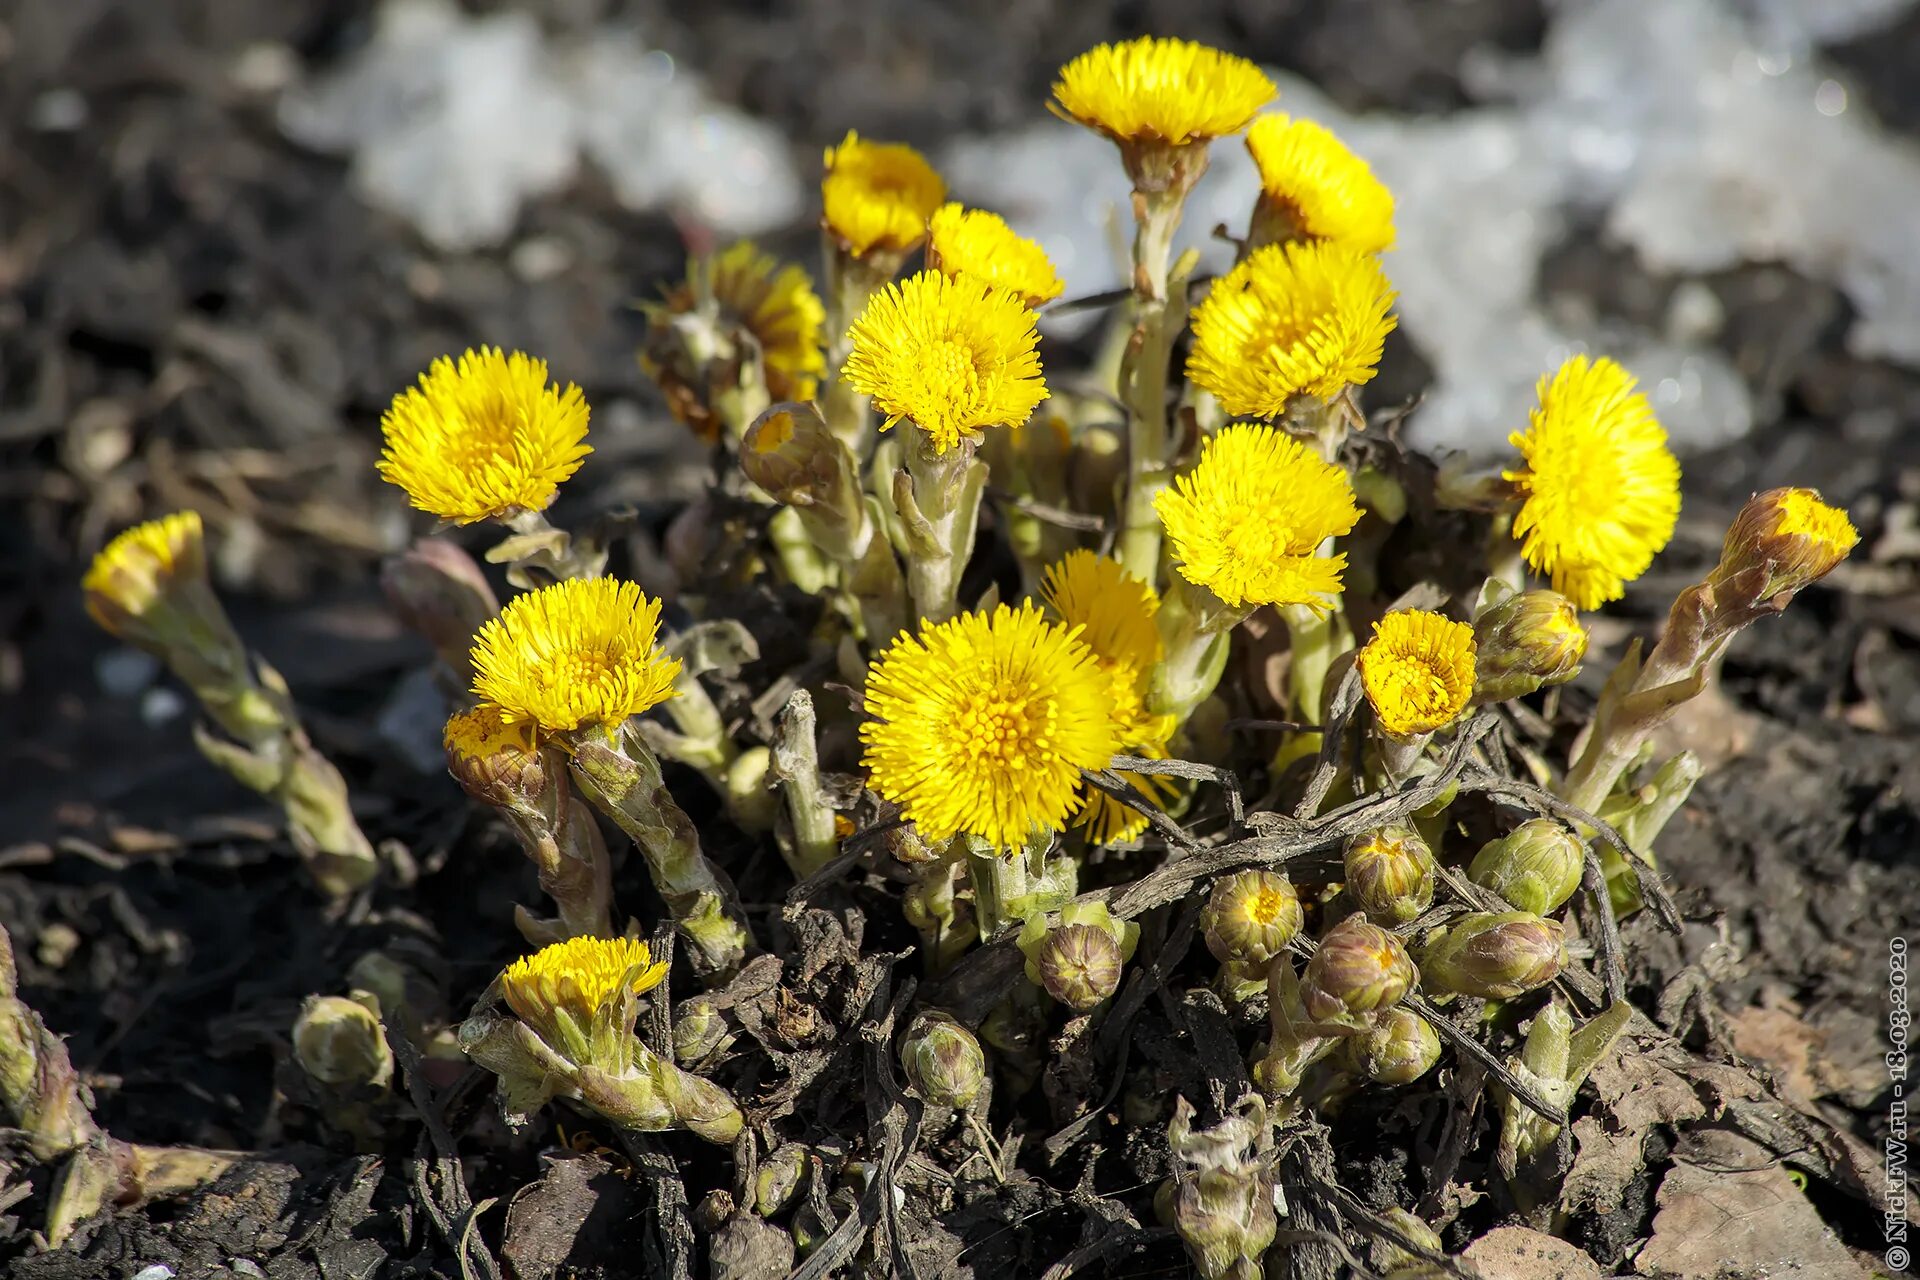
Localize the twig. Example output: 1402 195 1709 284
1295 667 1365 820
1402 992 1566 1126
1110 753 1245 830
986 488 1109 532
1038 1227 1178 1280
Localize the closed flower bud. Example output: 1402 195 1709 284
1343 825 1436 925
444 702 550 812
1377 1207 1445 1272
900 1011 987 1110
292 995 393 1091
1418 912 1565 999
673 997 731 1065
1031 923 1123 1010
1203 871 1304 967
1340 1008 1441 1085
740 404 866 554
1468 818 1585 915
1301 914 1415 1024
1471 588 1587 704
754 1142 809 1216
381 537 500 681
1711 486 1858 603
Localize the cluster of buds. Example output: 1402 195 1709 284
1018 901 1138 1010
459 936 742 1144
1255 914 1419 1098
84 512 378 898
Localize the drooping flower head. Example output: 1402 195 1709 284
1712 486 1858 601
470 578 681 734
1042 550 1177 843
83 510 213 642
1245 114 1396 254
443 701 547 809
841 270 1049 455
1186 240 1397 415
926 204 1065 308
860 602 1122 851
1154 424 1362 611
1504 355 1681 610
643 241 826 441
379 348 591 524
1357 610 1478 740
500 935 668 1046
1051 37 1274 150
821 132 946 260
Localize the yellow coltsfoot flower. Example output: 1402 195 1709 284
500 935 668 1044
841 269 1049 455
1504 355 1681 611
821 132 946 260
1041 550 1177 843
926 204 1065 308
1155 423 1362 611
1357 609 1478 740
643 241 826 441
1051 37 1274 153
83 511 233 661
860 602 1122 851
470 578 681 734
379 347 591 524
1186 240 1398 416
1244 114 1396 254
1712 486 1858 601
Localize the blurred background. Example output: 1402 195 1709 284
4 0 1919 828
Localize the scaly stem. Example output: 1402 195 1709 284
1117 187 1189 584
897 433 987 625
1148 573 1245 725
769 690 841 880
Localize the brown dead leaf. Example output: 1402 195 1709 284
1463 1226 1604 1280
1725 1000 1828 1105
1563 1114 1647 1218
1633 1130 1871 1279
1588 1042 1706 1133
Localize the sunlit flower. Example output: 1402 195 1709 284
1504 356 1681 610
644 242 826 440
379 348 591 524
821 132 946 259
926 204 1065 308
1714 486 1858 600
1051 37 1274 148
1186 240 1397 416
841 270 1049 454
82 510 211 639
1042 550 1178 843
1155 424 1362 611
500 936 668 1040
444 701 546 808
1245 114 1396 254
1357 610 1478 740
860 602 1121 851
471 578 681 734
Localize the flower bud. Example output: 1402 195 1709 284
444 702 550 812
673 997 732 1065
900 1011 987 1110
1418 912 1565 999
1339 1008 1441 1086
1710 486 1858 603
1471 588 1587 704
381 538 500 681
1203 871 1304 967
1300 914 1415 1025
1468 818 1585 916
1343 825 1436 925
292 995 393 1091
754 1142 809 1216
1030 924 1123 1011
82 511 233 658
740 403 867 559
1377 1207 1445 1272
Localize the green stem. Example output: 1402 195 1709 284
900 435 986 625
1117 188 1188 584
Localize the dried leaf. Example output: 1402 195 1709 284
1463 1225 1604 1280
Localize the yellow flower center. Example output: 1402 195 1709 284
1244 886 1293 927
1772 489 1856 549
957 688 1055 774
926 338 983 411
1222 511 1289 564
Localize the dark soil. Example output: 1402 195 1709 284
3 2 1917 1277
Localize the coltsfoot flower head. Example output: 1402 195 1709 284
83 510 218 647
1203 871 1304 967
1185 240 1397 415
1713 486 1859 601
1357 610 1477 740
1343 825 1438 925
859 602 1121 851
1042 550 1177 843
1468 818 1585 916
927 204 1065 308
471 578 681 734
1301 914 1416 1025
1051 37 1274 150
1156 424 1362 611
500 935 669 1047
841 270 1049 455
1339 1007 1442 1086
644 242 826 440
1245 114 1396 254
900 1011 987 1109
1031 924 1124 1010
379 347 591 524
1505 355 1681 610
1418 912 1566 1000
821 132 946 259
444 701 546 810
1472 588 1587 704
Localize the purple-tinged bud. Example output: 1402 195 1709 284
1300 914 1416 1024
1419 912 1565 999
1343 825 1437 925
